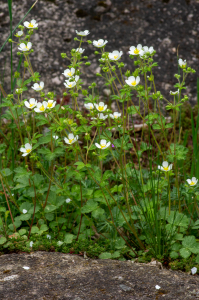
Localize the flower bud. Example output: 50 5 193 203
83 56 88 59
74 37 78 41
85 62 91 66
82 89 88 96
24 61 29 67
17 52 21 55
8 39 12 43
26 35 30 39
14 71 20 78
94 51 99 55
63 92 67 96
91 82 96 87
96 73 102 76
87 40 92 44
61 53 67 58
23 112 27 115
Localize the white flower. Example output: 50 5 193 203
18 42 32 52
64 75 79 89
129 44 142 55
91 113 108 120
32 81 44 91
66 198 71 203
155 285 161 290
23 266 30 270
46 100 56 109
170 89 179 95
139 49 145 58
75 48 85 53
158 161 172 172
108 50 123 61
64 133 78 145
16 31 23 37
84 103 94 110
95 139 111 150
178 58 186 68
46 234 51 239
34 101 47 113
142 46 154 54
110 112 121 119
125 76 140 87
191 267 197 275
93 39 108 48
20 143 32 156
53 135 59 140
24 19 38 29
186 177 198 186
62 68 75 78
30 241 33 247
22 209 27 214
76 30 90 36
94 102 107 112
24 98 37 109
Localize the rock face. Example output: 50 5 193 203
0 251 199 299
0 0 199 106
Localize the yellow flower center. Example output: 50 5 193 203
68 120 72 124
68 84 73 88
39 86 42 89
114 55 118 59
67 72 72 76
26 149 31 153
98 106 104 111
69 139 74 144
29 103 34 108
182 64 186 68
114 115 118 118
28 23 34 28
90 106 93 109
131 81 137 86
190 181 195 186
40 105 45 111
134 48 139 54
25 46 29 50
98 42 102 45
47 103 53 108
163 167 169 171
101 144 106 149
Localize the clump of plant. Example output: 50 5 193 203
0 15 199 274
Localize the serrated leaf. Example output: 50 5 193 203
111 251 121 258
99 252 112 259
40 224 49 232
81 200 98 214
0 168 13 177
0 207 6 213
182 235 196 248
64 233 74 244
19 213 31 221
180 248 191 259
18 229 27 236
170 251 179 259
0 237 7 245
44 205 57 213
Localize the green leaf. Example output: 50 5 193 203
102 170 113 181
81 200 98 214
45 213 54 221
110 184 123 193
195 254 199 264
0 207 6 213
30 225 39 234
170 251 179 259
19 213 31 221
165 123 174 129
92 208 105 219
44 205 57 213
64 233 74 244
0 168 13 177
166 143 188 162
99 252 112 259
128 106 139 115
192 220 199 229
115 237 126 249
0 237 7 245
38 135 51 144
18 229 27 236
182 235 196 248
180 248 191 259
111 251 121 258
40 224 49 232
74 162 85 170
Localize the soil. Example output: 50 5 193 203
0 251 199 300
0 0 199 107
